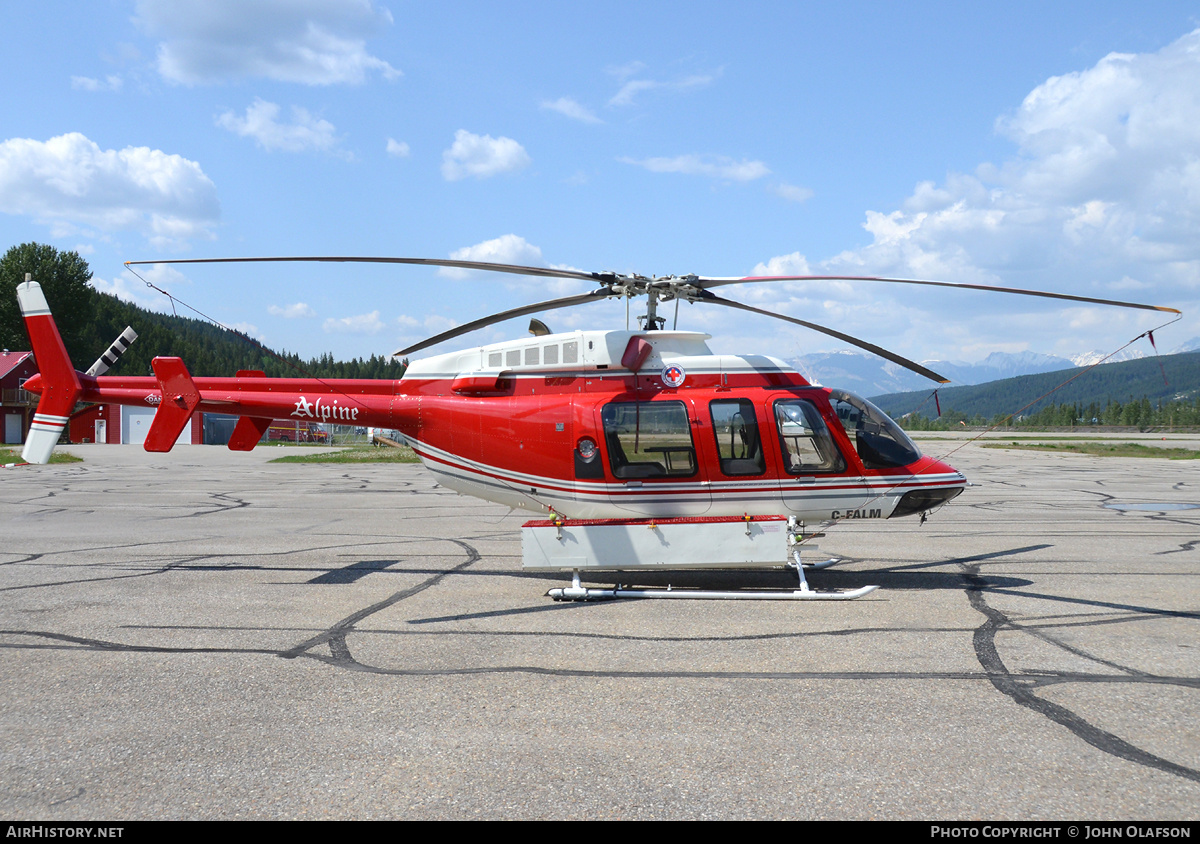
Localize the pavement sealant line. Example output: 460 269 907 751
962 562 1200 785
0 553 219 593
279 537 483 662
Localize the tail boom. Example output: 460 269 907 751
16 279 413 459
22 369 413 453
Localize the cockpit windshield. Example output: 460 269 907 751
828 390 921 470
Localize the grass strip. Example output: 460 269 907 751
0 446 82 464
269 445 421 464
981 442 1199 459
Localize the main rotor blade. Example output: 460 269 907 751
694 274 1182 314
125 256 601 283
394 289 619 357
698 292 950 383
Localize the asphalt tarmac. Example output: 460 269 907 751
1 437 1197 820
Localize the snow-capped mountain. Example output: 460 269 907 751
790 350 1080 396
790 340 1199 396
1069 349 1146 367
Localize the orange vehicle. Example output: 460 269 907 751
266 421 328 443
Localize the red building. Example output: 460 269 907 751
68 402 203 445
5 349 219 447
1 350 37 445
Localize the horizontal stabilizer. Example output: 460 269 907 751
145 357 200 453
228 416 271 451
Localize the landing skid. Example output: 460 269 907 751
547 563 880 602
548 582 880 601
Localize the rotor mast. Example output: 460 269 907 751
624 274 698 331
639 283 664 330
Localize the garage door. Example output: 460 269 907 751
123 406 191 446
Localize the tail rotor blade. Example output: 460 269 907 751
86 326 138 377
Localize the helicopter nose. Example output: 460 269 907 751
891 456 967 518
926 456 963 478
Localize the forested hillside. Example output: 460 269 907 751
873 351 1200 426
77 293 407 379
0 243 406 380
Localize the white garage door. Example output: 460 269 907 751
122 406 191 446
4 413 21 444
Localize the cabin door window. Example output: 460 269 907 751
709 398 765 476
600 399 710 517
829 390 922 470
601 401 697 479
772 399 845 474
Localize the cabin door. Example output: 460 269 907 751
770 396 867 520
600 398 711 517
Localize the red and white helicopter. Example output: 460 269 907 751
15 258 1180 600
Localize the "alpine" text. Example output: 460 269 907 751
291 396 359 422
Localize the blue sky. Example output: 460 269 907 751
2 1 1198 370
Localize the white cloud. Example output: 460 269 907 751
92 264 191 312
419 314 458 334
749 29 1200 360
436 234 588 296
135 0 399 86
439 234 544 279
324 310 385 334
269 302 317 318
541 97 602 124
608 71 715 107
751 252 812 277
831 31 1200 281
92 274 162 310
0 133 219 248
385 138 410 157
606 61 646 81
441 130 531 181
217 99 345 156
770 182 814 203
71 75 122 92
394 313 462 354
620 154 770 182
228 321 264 342
396 313 457 331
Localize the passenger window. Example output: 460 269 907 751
602 401 697 479
773 399 845 474
709 399 765 476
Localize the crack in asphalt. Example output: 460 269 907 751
961 560 1200 784
278 538 483 662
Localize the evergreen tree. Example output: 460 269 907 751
0 243 96 362
1 241 408 381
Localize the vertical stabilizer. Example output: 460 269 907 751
144 357 199 452
17 279 82 464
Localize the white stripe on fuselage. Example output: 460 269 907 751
409 439 965 518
